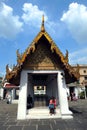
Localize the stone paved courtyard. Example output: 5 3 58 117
0 99 87 130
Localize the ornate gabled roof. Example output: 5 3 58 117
5 16 80 85
16 16 69 66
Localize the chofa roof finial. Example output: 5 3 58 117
41 15 45 32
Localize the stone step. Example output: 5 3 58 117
26 107 61 119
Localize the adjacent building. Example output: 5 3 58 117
67 65 87 99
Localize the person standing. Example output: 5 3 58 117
27 94 33 109
49 96 56 115
6 92 12 104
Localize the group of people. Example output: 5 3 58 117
5 92 57 115
71 92 77 101
67 92 77 101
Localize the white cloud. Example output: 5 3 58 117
61 3 87 44
0 2 23 39
22 3 48 28
69 48 87 64
21 3 65 40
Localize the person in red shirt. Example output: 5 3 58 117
49 96 56 115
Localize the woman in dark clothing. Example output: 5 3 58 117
27 94 33 109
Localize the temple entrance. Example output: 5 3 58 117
27 73 58 108
17 70 73 119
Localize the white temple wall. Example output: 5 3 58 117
0 88 4 99
57 71 73 119
74 87 79 98
17 70 27 120
12 89 15 100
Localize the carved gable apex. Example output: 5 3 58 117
18 30 68 67
23 36 62 70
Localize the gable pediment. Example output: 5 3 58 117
23 35 62 70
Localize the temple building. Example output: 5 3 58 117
5 16 79 120
67 65 87 99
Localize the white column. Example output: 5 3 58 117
57 71 73 119
17 70 27 120
12 89 15 100
0 88 4 99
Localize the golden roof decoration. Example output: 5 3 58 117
17 16 66 65
76 64 80 71
41 15 45 32
16 49 23 65
65 50 69 63
16 28 69 66
6 64 10 74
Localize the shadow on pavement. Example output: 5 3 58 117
69 107 82 114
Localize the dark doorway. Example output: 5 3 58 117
32 74 48 107
85 86 87 98
28 73 58 107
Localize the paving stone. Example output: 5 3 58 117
0 122 4 126
52 122 68 130
0 117 8 121
0 126 9 130
8 126 23 130
5 121 18 126
8 118 17 122
38 125 51 130
30 120 41 125
0 99 87 130
17 120 30 126
42 119 55 125
65 120 82 130
24 125 36 130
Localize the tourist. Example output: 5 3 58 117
71 92 74 101
73 93 77 101
49 96 56 115
27 94 33 109
6 92 12 104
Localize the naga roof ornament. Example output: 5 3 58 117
65 50 69 63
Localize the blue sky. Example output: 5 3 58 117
0 0 87 76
